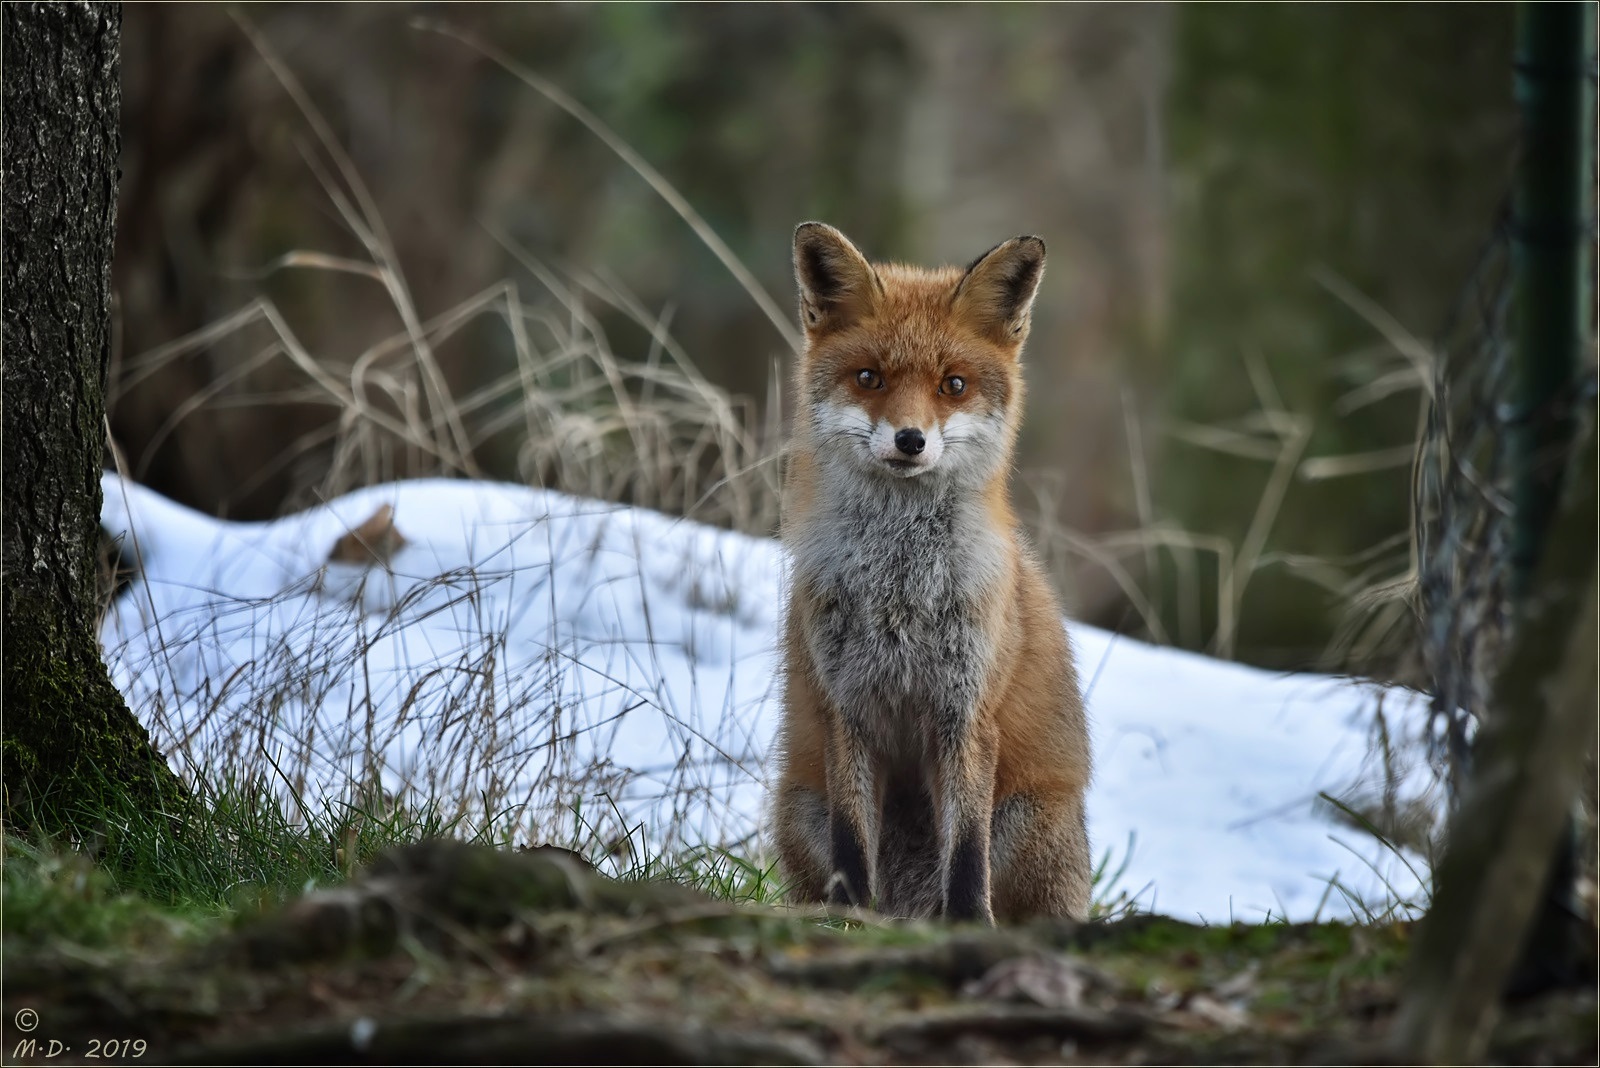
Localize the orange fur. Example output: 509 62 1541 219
772 223 1092 923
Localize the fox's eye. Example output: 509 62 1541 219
941 375 966 397
855 369 883 389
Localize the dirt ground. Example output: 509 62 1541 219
4 841 1593 1065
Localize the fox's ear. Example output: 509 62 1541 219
953 236 1046 347
794 222 881 334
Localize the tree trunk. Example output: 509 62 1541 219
1389 430 1597 1062
2 1 186 840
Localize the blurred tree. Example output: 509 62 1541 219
1158 3 1516 668
1392 434 1594 1061
104 5 1513 670
2 2 188 838
105 4 1165 579
886 4 1172 619
1394 6 1597 1053
106 4 919 520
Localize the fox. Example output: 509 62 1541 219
770 222 1093 924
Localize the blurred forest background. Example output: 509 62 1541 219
109 3 1516 673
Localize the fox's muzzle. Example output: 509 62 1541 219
894 428 926 456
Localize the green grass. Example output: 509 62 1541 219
6 752 1425 987
8 769 594 912
3 769 791 961
3 742 1392 964
633 844 786 905
2 837 216 953
7 763 1143 962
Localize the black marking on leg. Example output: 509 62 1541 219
827 814 870 908
876 769 941 918
944 831 990 923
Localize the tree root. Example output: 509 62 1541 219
165 1011 825 1065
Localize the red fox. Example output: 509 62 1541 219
771 222 1092 924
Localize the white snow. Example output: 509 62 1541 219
98 470 1441 923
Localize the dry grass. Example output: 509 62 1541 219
113 11 784 540
101 13 793 892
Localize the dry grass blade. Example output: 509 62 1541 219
412 17 802 357
221 250 388 284
230 8 479 479
1298 445 1418 481
1311 266 1436 401
1146 351 1310 659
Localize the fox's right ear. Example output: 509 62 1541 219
953 235 1046 348
793 222 881 335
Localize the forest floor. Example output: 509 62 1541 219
4 839 1594 1065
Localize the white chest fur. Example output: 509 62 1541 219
788 471 1008 754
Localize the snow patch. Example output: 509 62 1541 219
99 471 1438 922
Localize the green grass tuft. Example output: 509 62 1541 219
2 837 215 953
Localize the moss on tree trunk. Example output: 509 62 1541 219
2 2 187 840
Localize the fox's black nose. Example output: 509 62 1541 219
894 428 926 456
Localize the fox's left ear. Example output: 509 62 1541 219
953 236 1046 347
794 222 882 335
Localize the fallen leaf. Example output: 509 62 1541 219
1183 992 1250 1031
962 953 1115 1010
1214 962 1260 1001
328 504 407 565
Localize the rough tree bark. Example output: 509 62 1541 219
2 2 186 839
1389 6 1596 1058
1389 432 1595 1063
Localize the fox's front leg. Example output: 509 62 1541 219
934 725 1000 924
824 724 877 909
